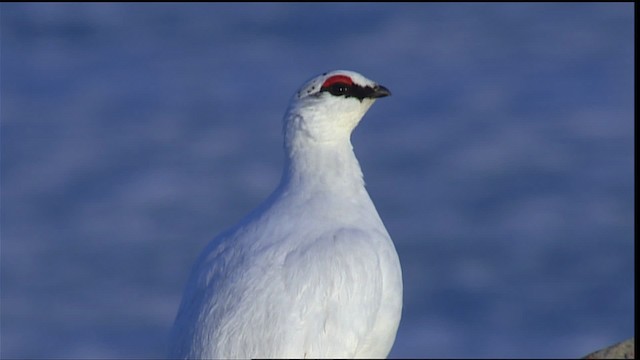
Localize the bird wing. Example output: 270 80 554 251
281 227 385 358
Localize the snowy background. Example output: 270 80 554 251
0 3 634 359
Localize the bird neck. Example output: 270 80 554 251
279 102 368 194
281 136 365 193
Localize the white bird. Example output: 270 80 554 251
169 70 403 359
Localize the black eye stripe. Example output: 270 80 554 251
326 82 351 95
320 82 379 101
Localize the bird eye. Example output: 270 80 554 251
327 82 351 96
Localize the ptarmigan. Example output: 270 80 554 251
169 70 403 359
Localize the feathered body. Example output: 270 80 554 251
169 70 403 359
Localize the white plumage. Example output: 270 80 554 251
169 70 403 359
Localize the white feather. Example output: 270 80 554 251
169 70 403 359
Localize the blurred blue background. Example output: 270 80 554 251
0 3 634 359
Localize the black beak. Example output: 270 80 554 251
348 83 392 101
369 84 391 98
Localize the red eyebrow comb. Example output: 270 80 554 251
321 75 354 88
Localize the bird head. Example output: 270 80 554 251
284 70 391 147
